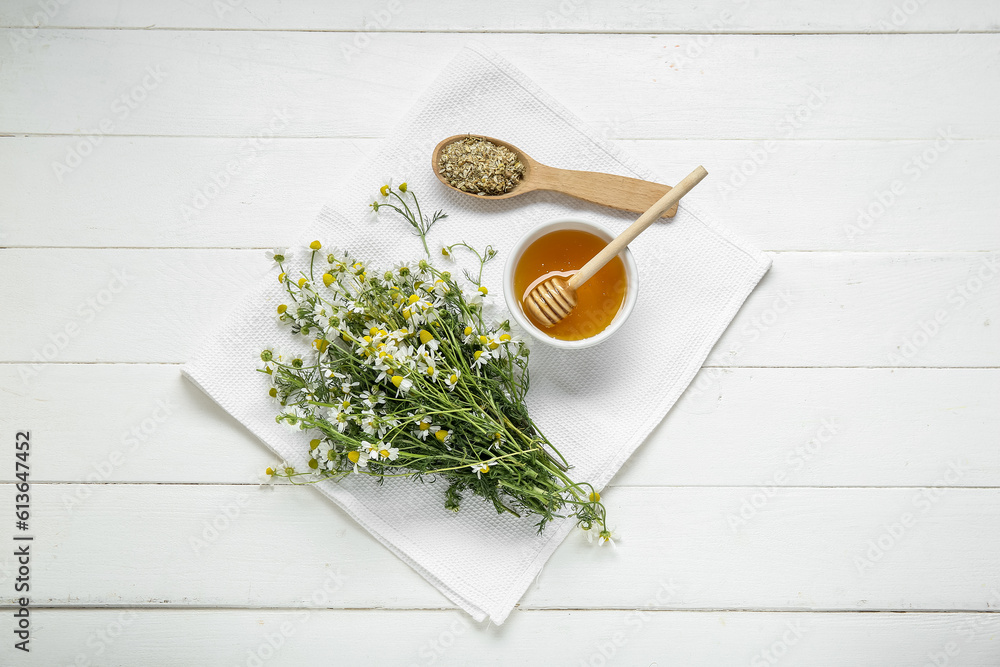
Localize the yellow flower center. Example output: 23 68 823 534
308 459 319 469
435 430 449 442
589 491 601 503
380 184 390 197
449 374 458 384
278 272 286 283
500 334 511 342
479 465 489 474
309 240 322 250
419 329 434 345
426 366 435 376
347 451 360 463
277 304 287 314
391 375 404 388
310 439 320 450
322 273 334 286
408 294 420 304
298 277 307 288
463 326 472 336
473 351 483 360
478 286 488 295
313 339 329 352
379 449 390 459
419 421 430 431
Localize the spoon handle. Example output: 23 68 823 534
567 166 708 291
530 165 680 218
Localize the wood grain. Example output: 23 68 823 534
3 365 996 487
1 5 998 661
1 484 997 611
0 249 995 366
1 32 997 140
2 137 996 251
16 609 1000 667
1 0 997 33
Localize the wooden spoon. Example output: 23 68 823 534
525 165 708 328
432 134 680 218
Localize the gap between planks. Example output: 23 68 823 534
3 482 997 489
2 605 998 613
0 26 998 35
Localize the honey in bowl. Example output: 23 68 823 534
514 228 627 341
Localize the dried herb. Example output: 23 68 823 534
438 136 525 196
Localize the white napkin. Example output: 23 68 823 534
182 43 771 624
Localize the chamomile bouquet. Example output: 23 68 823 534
259 181 610 539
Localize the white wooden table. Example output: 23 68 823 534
2 2 999 664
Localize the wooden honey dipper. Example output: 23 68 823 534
525 166 708 328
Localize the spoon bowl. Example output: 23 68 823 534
432 134 679 217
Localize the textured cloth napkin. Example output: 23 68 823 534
182 43 771 624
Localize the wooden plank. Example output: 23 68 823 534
1 0 997 33
3 136 996 251
1 484 997 611
10 609 1000 666
2 365 997 487
0 250 995 366
1 32 997 140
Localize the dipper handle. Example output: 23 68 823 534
567 166 708 290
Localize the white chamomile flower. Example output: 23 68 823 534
376 178 394 203
444 370 461 392
413 415 433 440
359 410 377 435
378 416 399 438
430 427 451 445
598 530 617 549
390 374 413 396
585 527 617 549
328 407 351 433
486 332 513 351
346 449 369 472
391 261 416 278
266 247 290 263
360 390 386 407
259 466 278 486
360 440 380 458
431 278 452 297
278 408 305 431
375 443 399 461
312 302 330 320
472 349 491 368
466 285 491 307
470 462 490 479
438 245 454 262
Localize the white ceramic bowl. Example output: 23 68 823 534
503 218 638 350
